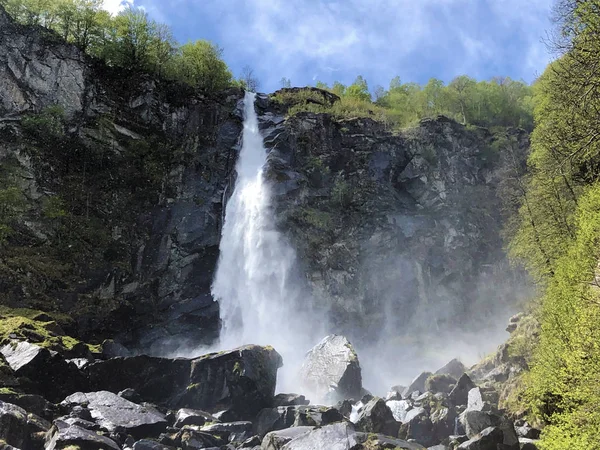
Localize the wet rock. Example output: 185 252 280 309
273 394 309 407
174 408 219 428
201 421 253 444
403 372 433 397
88 345 282 419
299 335 362 402
398 406 434 446
255 405 343 437
0 341 85 402
355 397 399 437
435 359 467 379
448 374 476 407
261 426 313 450
386 399 412 422
425 374 457 394
62 391 168 438
46 420 120 450
335 399 353 418
457 426 504 450
460 410 493 438
0 402 29 449
0 390 56 420
279 422 360 450
132 440 176 450
430 406 457 444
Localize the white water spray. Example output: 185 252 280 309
212 92 318 392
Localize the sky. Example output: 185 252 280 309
101 0 556 94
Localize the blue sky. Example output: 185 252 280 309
103 0 555 94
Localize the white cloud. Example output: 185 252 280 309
101 0 134 15
141 0 555 92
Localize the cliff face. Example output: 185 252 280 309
0 5 244 351
259 98 530 342
0 6 529 352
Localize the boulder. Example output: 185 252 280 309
430 406 457 444
87 345 282 419
201 421 254 444
182 345 283 418
255 405 343 437
174 408 219 428
298 335 362 402
386 399 412 422
0 391 56 420
425 374 457 394
398 406 434 447
132 440 176 450
0 402 29 449
355 397 399 437
175 428 225 449
62 391 167 438
273 394 309 407
403 372 433 397
261 427 313 450
435 359 466 379
515 423 541 440
0 341 85 402
279 422 360 450
467 387 499 412
460 410 518 449
457 426 504 450
448 374 476 407
45 420 120 450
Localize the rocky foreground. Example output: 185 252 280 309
0 322 539 450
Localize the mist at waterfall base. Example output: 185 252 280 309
194 92 530 400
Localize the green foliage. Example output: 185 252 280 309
0 0 233 92
21 105 65 141
167 40 233 91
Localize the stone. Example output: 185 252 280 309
261 427 313 450
255 405 343 437
425 374 457 394
448 374 476 407
45 420 120 450
398 406 434 447
430 406 457 444
403 372 433 397
174 408 219 428
460 410 493 438
87 345 282 419
132 440 176 450
515 423 541 440
119 388 143 404
386 399 412 422
298 335 362 402
457 426 504 450
175 428 225 449
0 402 29 449
273 394 309 407
435 359 467 379
280 422 360 450
0 341 86 402
200 421 253 444
62 391 167 438
355 397 399 437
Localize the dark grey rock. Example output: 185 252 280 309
45 420 120 450
174 408 219 428
448 374 476 407
299 335 362 402
261 427 313 450
398 406 434 447
0 402 29 449
273 394 309 407
132 440 176 450
425 374 457 394
62 391 167 438
430 406 457 444
516 423 541 440
255 405 343 438
355 397 399 437
403 372 433 397
457 426 504 450
201 421 253 443
435 359 467 379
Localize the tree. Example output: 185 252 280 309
169 40 233 91
239 65 260 92
280 77 291 88
345 75 371 101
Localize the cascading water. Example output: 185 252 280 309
212 91 318 391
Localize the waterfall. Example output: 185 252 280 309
212 91 316 391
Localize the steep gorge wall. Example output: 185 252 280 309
0 7 530 358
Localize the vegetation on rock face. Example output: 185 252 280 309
508 1 600 448
0 0 235 91
272 75 533 131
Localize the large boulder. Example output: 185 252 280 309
61 391 167 439
87 345 282 418
0 402 30 449
355 398 399 437
386 399 412 422
262 427 314 450
255 405 343 437
457 427 504 450
435 359 467 379
398 407 434 447
448 374 476 407
45 420 120 450
403 372 433 397
0 341 86 402
173 408 219 428
298 335 362 402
